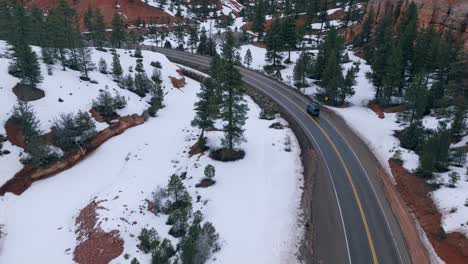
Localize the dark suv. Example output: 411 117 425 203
306 103 320 117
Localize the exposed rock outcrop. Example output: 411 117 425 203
346 0 468 52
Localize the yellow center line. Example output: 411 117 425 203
271 87 379 264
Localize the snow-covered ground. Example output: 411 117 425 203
0 41 304 263
0 41 186 186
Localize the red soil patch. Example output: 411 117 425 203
390 160 468 263
170 76 187 89
368 101 385 118
74 200 124 264
4 119 26 149
251 42 267 48
0 114 145 196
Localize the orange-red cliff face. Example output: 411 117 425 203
24 0 176 28
346 0 468 52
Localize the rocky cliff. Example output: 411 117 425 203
346 0 468 52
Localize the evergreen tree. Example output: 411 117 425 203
77 43 95 79
111 13 125 48
220 31 248 150
400 73 428 126
191 78 218 140
314 27 344 80
243 48 253 68
265 19 284 67
188 24 199 53
98 58 108 74
174 23 185 46
112 53 123 81
380 42 403 103
342 0 360 27
94 8 107 49
293 52 310 87
450 107 466 142
281 17 298 63
134 45 143 58
418 124 451 177
167 174 186 204
367 10 394 104
355 7 374 46
398 1 418 87
252 0 265 39
148 81 164 116
11 101 42 144
122 74 134 90
30 5 47 47
197 27 208 55
208 54 224 105
11 47 43 89
46 0 79 70
339 63 358 105
320 51 344 104
83 5 95 46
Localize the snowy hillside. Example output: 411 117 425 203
0 41 304 263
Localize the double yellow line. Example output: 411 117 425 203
272 87 379 264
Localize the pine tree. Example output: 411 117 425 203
167 174 186 204
243 49 253 68
220 31 248 150
339 63 358 105
111 13 125 48
293 52 309 87
450 107 466 142
320 51 344 104
188 25 199 53
197 27 208 55
252 0 265 39
174 23 185 46
342 0 360 27
83 5 95 46
77 42 95 79
281 17 298 63
98 58 108 74
418 124 451 177
314 27 344 80
209 54 224 104
6 4 42 88
148 81 164 116
400 73 428 126
11 101 42 144
191 78 218 140
381 42 403 103
398 1 418 86
367 10 394 104
94 8 107 49
134 45 143 58
355 7 374 46
30 5 47 47
122 74 134 90
112 53 123 81
265 19 284 67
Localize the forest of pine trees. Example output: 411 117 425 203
353 2 467 177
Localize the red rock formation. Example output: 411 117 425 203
346 0 468 52
24 0 176 28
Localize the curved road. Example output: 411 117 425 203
149 47 412 264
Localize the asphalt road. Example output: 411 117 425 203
148 47 412 264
